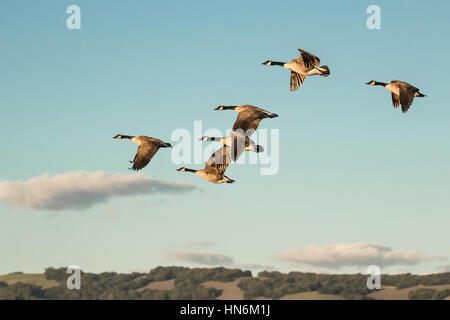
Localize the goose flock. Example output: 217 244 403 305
177 105 278 183
114 47 426 184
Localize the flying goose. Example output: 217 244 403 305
214 104 278 136
176 146 236 184
200 130 264 165
113 134 172 171
366 80 426 113
262 48 330 91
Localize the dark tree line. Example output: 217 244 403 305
408 288 450 300
381 272 450 289
238 272 371 299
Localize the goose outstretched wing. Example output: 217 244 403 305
296 48 321 69
290 71 305 91
205 146 231 177
232 105 276 136
232 110 263 136
391 93 401 109
131 143 160 171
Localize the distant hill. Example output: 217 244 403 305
0 266 449 300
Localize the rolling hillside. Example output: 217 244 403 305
0 267 449 300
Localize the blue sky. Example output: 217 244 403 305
0 0 449 275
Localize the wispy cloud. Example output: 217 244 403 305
0 171 196 211
168 251 233 266
276 243 425 269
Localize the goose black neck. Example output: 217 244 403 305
270 61 285 66
375 81 388 87
185 168 197 173
221 106 236 110
122 135 134 139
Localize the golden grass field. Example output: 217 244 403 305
367 284 450 300
137 279 175 291
202 278 250 300
0 273 58 289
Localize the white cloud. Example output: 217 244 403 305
168 251 233 266
276 243 425 269
0 171 196 211
169 242 274 272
